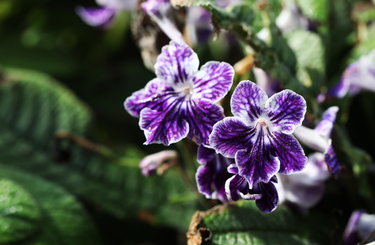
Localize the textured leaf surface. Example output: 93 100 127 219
0 68 197 229
0 179 41 244
188 202 331 245
0 165 100 245
286 30 325 89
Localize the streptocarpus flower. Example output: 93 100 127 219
196 145 232 203
210 81 307 188
293 106 342 174
226 164 279 213
125 41 234 145
275 152 330 211
318 49 375 102
141 0 186 44
139 150 178 177
343 210 375 245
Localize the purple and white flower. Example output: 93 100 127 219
141 0 186 44
210 81 308 188
226 164 279 213
275 152 330 211
318 49 375 102
293 106 341 175
343 210 375 245
125 41 234 145
139 150 178 177
196 145 232 203
76 0 137 27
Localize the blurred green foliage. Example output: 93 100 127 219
0 0 374 244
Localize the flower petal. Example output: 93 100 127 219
124 78 173 117
192 61 234 102
293 125 329 152
231 81 268 126
184 99 224 145
225 173 262 202
210 117 254 158
266 89 306 134
139 150 178 177
139 101 188 145
325 143 341 175
235 137 280 189
196 165 215 198
253 181 279 213
155 42 199 86
76 6 115 27
314 106 338 138
269 132 308 174
141 0 186 44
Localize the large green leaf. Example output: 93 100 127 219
0 68 198 229
187 202 331 245
0 165 101 245
0 179 41 244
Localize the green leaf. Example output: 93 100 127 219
188 202 331 245
0 179 41 244
0 165 101 245
0 68 198 229
285 29 325 91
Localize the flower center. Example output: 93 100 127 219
175 83 194 100
254 117 273 135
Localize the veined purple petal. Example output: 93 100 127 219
325 143 340 175
235 131 280 188
314 106 339 138
192 61 234 102
139 101 188 145
253 180 279 213
76 6 115 27
196 145 233 203
124 78 173 117
269 132 307 174
225 169 262 202
155 42 198 86
185 99 224 145
225 164 278 213
266 89 306 134
210 117 254 158
139 150 178 177
231 81 268 126
141 0 186 44
293 126 329 152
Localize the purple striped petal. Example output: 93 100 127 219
253 181 279 213
325 143 340 175
231 81 268 126
343 210 375 245
269 132 308 174
226 164 278 213
155 42 198 86
185 99 224 145
192 61 234 102
314 106 339 137
76 6 115 27
209 117 253 158
266 89 306 134
196 146 233 203
124 78 173 117
235 143 280 189
139 101 188 145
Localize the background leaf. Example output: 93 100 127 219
0 165 101 245
0 179 41 244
